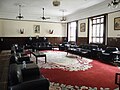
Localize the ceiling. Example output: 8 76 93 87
0 0 106 22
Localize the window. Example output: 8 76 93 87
68 21 77 42
89 15 106 44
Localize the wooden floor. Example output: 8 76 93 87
0 50 11 90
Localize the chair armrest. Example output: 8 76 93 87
59 44 62 46
16 61 33 64
9 78 50 90
17 56 30 62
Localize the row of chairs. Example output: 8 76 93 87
9 46 50 90
67 44 120 62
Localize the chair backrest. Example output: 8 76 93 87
81 44 89 49
90 45 98 50
105 47 118 53
10 55 17 64
9 64 23 86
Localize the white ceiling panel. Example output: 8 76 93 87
0 0 106 22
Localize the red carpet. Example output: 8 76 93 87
40 60 119 89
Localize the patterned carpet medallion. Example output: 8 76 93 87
30 51 119 90
31 51 93 71
49 82 116 90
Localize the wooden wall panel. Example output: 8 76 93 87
107 37 120 49
0 37 65 50
0 37 28 50
1 37 120 50
77 37 88 45
48 37 65 45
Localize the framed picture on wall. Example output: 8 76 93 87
33 25 40 33
80 23 85 32
114 17 120 30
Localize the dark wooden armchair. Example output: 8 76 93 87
100 47 119 62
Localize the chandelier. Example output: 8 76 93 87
108 0 120 8
60 9 66 21
16 4 24 20
53 0 60 6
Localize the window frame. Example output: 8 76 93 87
67 21 78 42
88 14 107 44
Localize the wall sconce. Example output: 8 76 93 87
36 35 39 39
29 37 32 40
19 29 24 34
0 38 3 42
49 29 54 34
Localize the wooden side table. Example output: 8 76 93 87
115 72 120 89
31 51 46 64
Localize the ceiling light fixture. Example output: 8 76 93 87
53 0 60 6
108 0 120 8
41 8 50 20
60 9 66 21
16 4 24 20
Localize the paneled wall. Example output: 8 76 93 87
0 19 67 50
0 11 120 50
0 37 89 50
107 37 120 48
77 37 87 45
77 11 120 48
0 37 66 50
107 11 120 48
